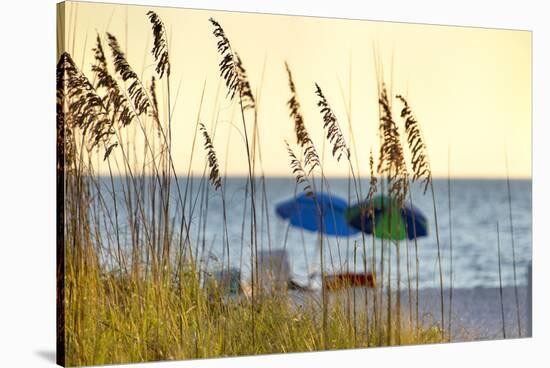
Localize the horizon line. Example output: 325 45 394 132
90 173 532 180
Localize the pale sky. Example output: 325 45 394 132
59 1 532 178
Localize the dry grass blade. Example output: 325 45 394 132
315 83 350 162
147 11 171 78
56 53 75 168
396 94 431 194
149 76 159 113
210 17 238 99
368 149 378 203
285 141 313 197
285 62 308 147
200 123 222 190
209 19 258 338
234 53 255 110
106 32 151 116
92 34 135 128
58 51 117 159
285 62 320 174
208 18 255 109
393 94 443 334
378 85 408 204
148 76 162 137
103 142 119 160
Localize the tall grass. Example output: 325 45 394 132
505 152 522 336
57 9 453 366
396 94 445 336
496 221 507 339
447 147 454 339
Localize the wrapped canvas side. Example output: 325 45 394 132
56 2 67 366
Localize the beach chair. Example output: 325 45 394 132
238 249 311 297
258 249 291 292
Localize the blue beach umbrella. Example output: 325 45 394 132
276 192 359 236
346 194 428 240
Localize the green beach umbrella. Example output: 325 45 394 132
346 194 428 241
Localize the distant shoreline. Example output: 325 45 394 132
87 174 533 181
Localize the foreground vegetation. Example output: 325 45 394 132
64 256 446 366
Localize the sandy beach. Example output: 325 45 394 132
412 286 530 341
294 285 530 342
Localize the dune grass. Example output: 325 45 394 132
63 250 447 366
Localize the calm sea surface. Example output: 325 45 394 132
97 177 532 290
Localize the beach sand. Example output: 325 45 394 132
291 285 530 342
409 286 530 341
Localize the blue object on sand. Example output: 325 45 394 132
275 192 359 236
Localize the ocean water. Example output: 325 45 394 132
97 177 532 290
